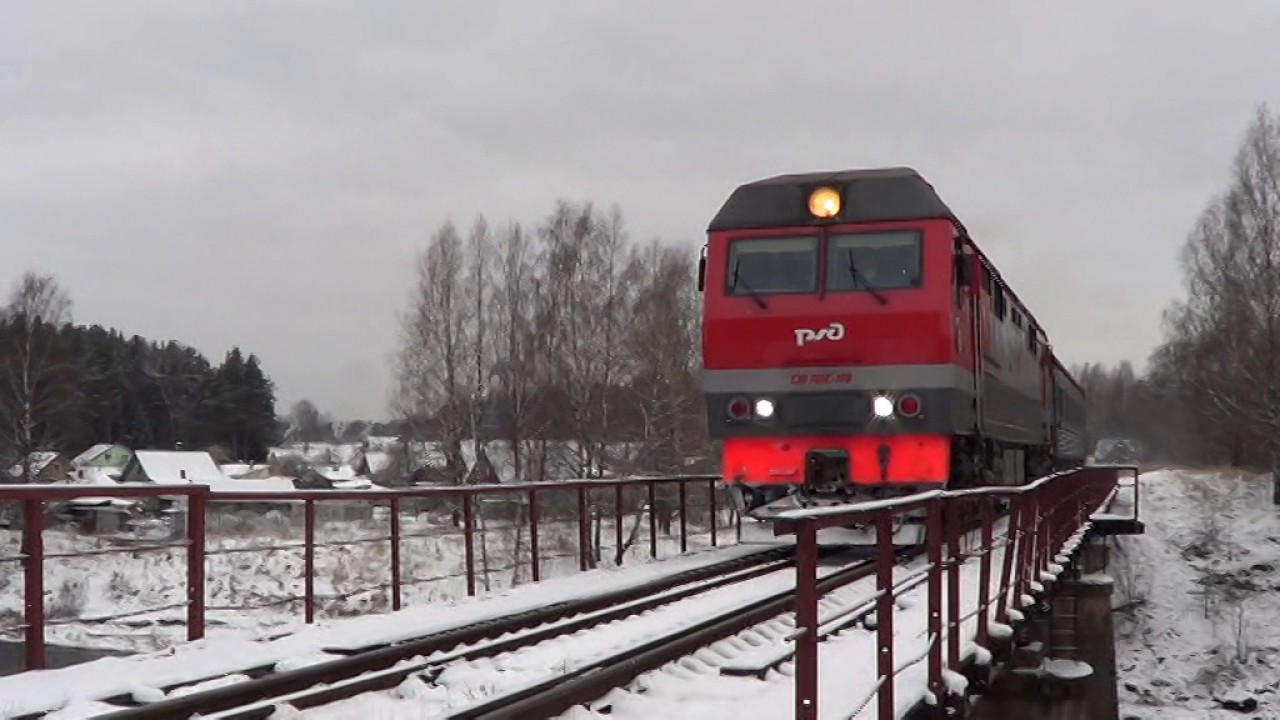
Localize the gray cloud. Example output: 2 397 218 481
4 1 1279 419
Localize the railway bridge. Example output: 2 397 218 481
0 465 1140 718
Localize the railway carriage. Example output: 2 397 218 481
697 168 1088 529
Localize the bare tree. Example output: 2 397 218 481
626 240 701 472
536 201 630 477
492 220 542 482
1151 104 1280 477
464 215 493 473
393 220 471 482
0 272 75 481
287 399 329 445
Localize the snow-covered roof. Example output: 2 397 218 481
70 467 122 486
7 451 61 479
133 451 227 486
317 464 357 482
219 463 270 478
363 450 394 475
71 444 114 467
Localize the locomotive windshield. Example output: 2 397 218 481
727 236 817 294
826 230 922 291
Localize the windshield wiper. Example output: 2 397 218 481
730 259 769 309
847 250 888 305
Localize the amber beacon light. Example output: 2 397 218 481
808 186 841 218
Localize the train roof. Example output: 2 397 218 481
707 166 964 232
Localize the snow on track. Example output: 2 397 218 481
552 519 1063 719
0 542 780 719
298 554 878 718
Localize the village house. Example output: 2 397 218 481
67 442 132 485
5 451 73 484
71 443 133 470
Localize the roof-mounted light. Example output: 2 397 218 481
808 186 841 218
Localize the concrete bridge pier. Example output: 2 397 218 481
968 535 1120 720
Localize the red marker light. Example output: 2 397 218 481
727 397 751 420
898 394 922 417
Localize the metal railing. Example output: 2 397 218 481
775 465 1138 719
0 474 739 672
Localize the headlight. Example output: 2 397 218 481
872 394 894 418
754 398 775 419
808 186 841 218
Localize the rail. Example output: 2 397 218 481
775 464 1139 719
0 474 738 673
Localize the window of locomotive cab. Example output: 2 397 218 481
725 236 818 295
826 230 922 292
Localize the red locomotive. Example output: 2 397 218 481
697 168 1088 528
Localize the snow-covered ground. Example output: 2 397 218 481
0 542 775 719
0 504 734 653
1112 467 1280 718
17 467 1252 719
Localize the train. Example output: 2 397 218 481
696 167 1089 538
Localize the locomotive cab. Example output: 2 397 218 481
699 169 975 525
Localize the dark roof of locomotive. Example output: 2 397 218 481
707 166 964 232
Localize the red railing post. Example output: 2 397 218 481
648 482 658 559
614 485 624 565
304 499 316 623
578 485 590 571
946 503 961 672
708 479 718 548
926 497 944 703
876 513 896 719
1015 495 1037 605
22 498 45 671
528 488 540 582
186 488 206 642
463 492 476 596
678 480 687 553
794 520 819 720
996 497 1019 623
1038 488 1052 587
390 496 402 611
977 500 993 649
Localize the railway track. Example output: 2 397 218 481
275 550 908 720
431 553 897 720
52 545 808 720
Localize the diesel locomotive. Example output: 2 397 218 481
697 168 1088 529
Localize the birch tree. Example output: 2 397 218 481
394 220 471 481
0 273 76 481
492 220 541 482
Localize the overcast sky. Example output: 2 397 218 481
4 2 1279 421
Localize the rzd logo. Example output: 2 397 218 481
794 322 845 347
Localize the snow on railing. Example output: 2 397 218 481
777 465 1130 720
0 474 735 672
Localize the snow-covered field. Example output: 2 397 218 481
0 501 735 653
0 542 775 719
1113 467 1280 718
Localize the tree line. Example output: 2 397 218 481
1081 104 1280 469
0 273 280 480
393 200 706 483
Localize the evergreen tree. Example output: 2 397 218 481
0 273 283 467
